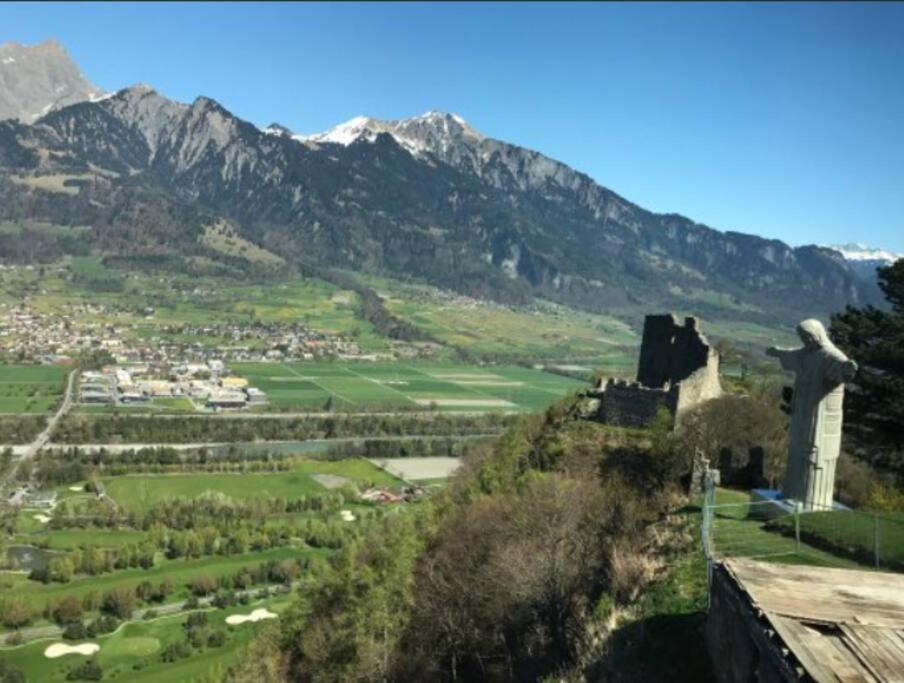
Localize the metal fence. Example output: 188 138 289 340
702 491 904 574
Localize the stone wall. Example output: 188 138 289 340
637 314 714 388
706 563 797 683
597 379 677 427
589 313 722 428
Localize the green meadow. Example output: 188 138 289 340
0 547 313 603
232 361 586 412
102 459 400 513
0 364 68 413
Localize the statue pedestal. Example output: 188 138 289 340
751 488 848 519
750 488 797 520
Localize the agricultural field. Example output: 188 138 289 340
358 272 641 368
232 361 587 413
368 456 462 484
101 459 401 514
0 594 293 683
0 364 68 413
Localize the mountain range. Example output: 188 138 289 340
0 40 891 325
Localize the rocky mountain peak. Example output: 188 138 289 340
0 39 104 122
264 122 294 138
299 110 482 157
100 84 189 154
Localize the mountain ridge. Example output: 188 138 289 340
0 49 882 325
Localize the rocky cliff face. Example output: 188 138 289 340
0 40 104 123
0 72 879 322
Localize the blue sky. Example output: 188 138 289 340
2 2 903 251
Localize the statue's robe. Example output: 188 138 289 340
773 344 852 510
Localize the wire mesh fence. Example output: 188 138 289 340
702 495 904 573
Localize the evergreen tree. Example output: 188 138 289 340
831 260 904 472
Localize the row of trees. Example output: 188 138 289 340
2 557 306 633
0 415 46 445
52 412 515 444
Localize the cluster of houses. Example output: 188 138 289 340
79 361 268 411
0 303 380 365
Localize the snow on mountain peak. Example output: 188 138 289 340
828 243 904 263
297 110 482 156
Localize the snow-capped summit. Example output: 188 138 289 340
263 122 295 138
298 111 483 157
828 243 903 264
827 243 903 281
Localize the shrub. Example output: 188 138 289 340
190 574 217 596
102 587 136 619
0 597 33 629
185 611 208 629
160 641 192 662
0 658 25 683
63 621 87 640
53 596 84 625
66 658 103 681
212 592 237 609
207 630 227 647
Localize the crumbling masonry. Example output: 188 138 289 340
588 314 722 427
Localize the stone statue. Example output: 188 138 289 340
766 319 857 510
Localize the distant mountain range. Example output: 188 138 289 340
0 39 891 324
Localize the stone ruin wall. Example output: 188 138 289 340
592 314 722 427
597 379 677 428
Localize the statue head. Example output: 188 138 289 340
796 319 828 350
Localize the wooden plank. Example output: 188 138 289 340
841 625 904 683
769 615 874 683
725 559 904 629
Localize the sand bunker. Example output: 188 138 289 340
225 608 277 625
340 509 356 522
44 643 99 658
432 373 501 380
68 486 83 492
33 513 51 524
452 380 524 387
414 398 514 407
311 473 351 490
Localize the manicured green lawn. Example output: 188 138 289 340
0 595 293 682
16 529 148 550
766 508 904 570
0 547 315 603
706 488 865 569
103 459 400 513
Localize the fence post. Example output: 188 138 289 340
794 503 801 554
874 513 880 570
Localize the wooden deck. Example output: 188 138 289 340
724 558 904 683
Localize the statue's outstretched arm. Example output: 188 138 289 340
765 346 802 372
826 355 858 383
